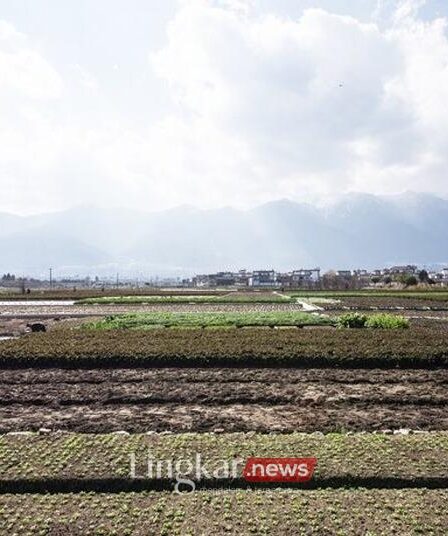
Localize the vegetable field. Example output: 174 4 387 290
84 311 332 329
1 292 447 534
78 292 293 305
1 326 447 367
1 489 446 535
0 432 447 483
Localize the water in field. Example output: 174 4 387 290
0 336 17 341
0 301 75 306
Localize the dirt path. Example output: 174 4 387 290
296 299 324 312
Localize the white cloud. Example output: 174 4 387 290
147 0 448 203
0 21 62 100
2 1 448 214
72 64 99 95
0 20 25 42
393 0 426 22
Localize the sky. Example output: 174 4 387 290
1 0 448 215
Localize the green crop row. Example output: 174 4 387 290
83 311 411 330
83 311 332 329
77 294 292 305
0 327 447 367
0 432 446 481
0 489 446 535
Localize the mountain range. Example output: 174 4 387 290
1 192 447 277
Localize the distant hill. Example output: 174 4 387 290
0 226 110 274
1 192 447 276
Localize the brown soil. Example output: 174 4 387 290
0 367 446 433
321 296 448 310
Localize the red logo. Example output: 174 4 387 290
243 457 317 483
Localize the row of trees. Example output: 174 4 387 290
373 270 434 287
321 269 433 290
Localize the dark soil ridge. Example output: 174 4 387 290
1 477 447 494
0 367 445 384
1 368 447 433
0 356 447 369
1 403 447 433
0 396 446 407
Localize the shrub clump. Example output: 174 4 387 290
337 313 409 329
337 313 368 329
365 314 409 329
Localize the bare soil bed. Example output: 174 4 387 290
0 302 305 317
0 367 446 433
320 296 448 310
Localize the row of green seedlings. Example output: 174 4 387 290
0 490 446 536
86 311 410 330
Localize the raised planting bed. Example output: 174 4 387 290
83 311 332 329
0 367 446 433
317 296 448 311
0 489 446 535
78 293 292 305
288 291 448 300
0 327 446 368
0 289 230 301
0 432 446 486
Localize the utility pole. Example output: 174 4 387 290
116 273 119 288
49 267 53 289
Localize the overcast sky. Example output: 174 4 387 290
1 0 448 215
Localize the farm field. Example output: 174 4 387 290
84 311 333 329
0 367 446 433
1 323 447 367
78 293 292 304
77 289 448 305
0 432 447 484
0 288 230 300
288 290 448 300
316 296 448 311
0 291 447 533
1 489 446 535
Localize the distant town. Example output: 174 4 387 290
1 264 448 292
188 265 448 289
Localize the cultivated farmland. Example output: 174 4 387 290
0 289 447 534
78 292 293 304
1 489 446 535
84 311 333 329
